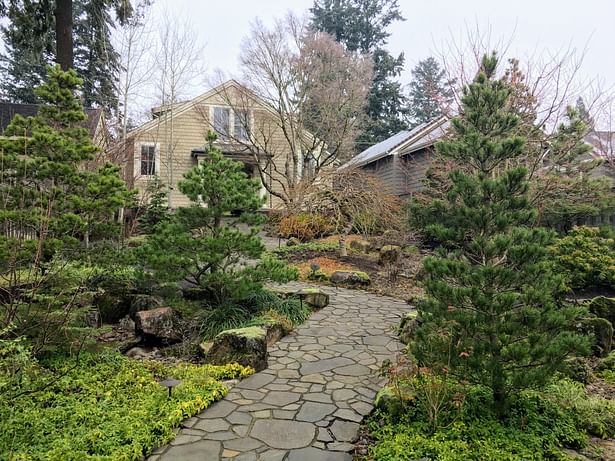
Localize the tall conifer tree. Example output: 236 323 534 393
407 57 454 127
0 0 128 113
410 54 588 410
310 0 408 148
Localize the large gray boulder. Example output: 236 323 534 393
134 307 180 345
587 296 615 327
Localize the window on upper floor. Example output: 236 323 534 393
140 144 156 176
213 107 230 139
234 110 250 141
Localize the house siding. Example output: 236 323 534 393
399 148 433 197
362 155 403 195
127 84 294 210
360 147 433 197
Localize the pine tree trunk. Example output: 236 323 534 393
55 0 73 70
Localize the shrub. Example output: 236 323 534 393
409 55 588 410
550 226 615 291
367 384 586 461
138 177 171 234
276 213 334 241
544 379 615 438
138 135 297 307
272 240 338 256
0 350 253 460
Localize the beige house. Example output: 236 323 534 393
126 80 316 209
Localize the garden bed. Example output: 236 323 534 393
273 236 426 301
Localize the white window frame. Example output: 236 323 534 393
210 106 252 142
135 142 160 178
212 106 231 140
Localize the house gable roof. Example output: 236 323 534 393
0 101 103 138
129 80 260 136
339 116 449 170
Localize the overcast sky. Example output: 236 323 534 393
151 0 615 98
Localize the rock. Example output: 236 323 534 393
349 239 371 253
93 287 133 324
578 317 613 357
125 346 160 359
128 294 163 319
403 245 420 255
263 319 292 345
379 245 401 265
398 311 419 344
597 350 615 371
203 326 268 371
374 385 413 416
84 310 101 328
330 271 370 286
182 287 209 300
134 307 180 345
298 288 330 309
587 296 615 327
286 237 301 247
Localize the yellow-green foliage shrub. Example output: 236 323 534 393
551 226 615 291
0 350 253 460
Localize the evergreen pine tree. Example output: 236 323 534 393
0 65 131 263
140 132 296 306
410 54 588 410
310 0 409 148
407 57 454 127
73 0 121 113
575 96 595 130
0 0 126 113
0 0 55 102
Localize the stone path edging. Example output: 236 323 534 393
149 282 410 461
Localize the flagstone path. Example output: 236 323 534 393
149 283 410 461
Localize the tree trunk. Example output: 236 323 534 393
55 0 73 70
339 224 353 257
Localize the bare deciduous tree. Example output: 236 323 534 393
114 0 155 141
149 11 205 208
305 169 402 256
205 14 372 210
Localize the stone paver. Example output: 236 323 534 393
152 283 409 460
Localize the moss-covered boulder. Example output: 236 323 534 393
350 239 371 253
330 270 370 286
399 311 420 344
588 296 615 327
202 326 268 371
374 385 414 416
298 288 330 309
579 317 614 357
379 245 401 265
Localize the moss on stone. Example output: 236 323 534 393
588 296 615 327
217 326 266 339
